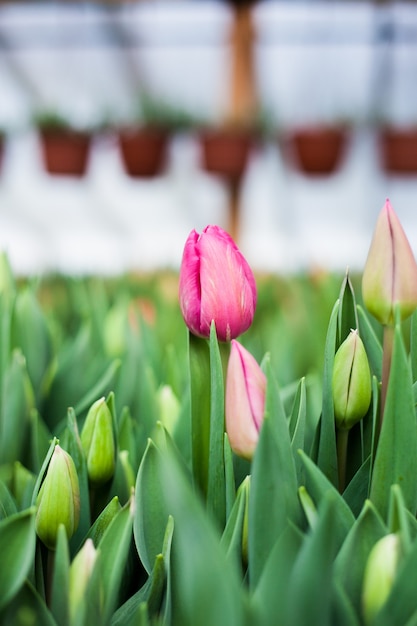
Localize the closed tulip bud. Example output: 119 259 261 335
225 340 266 460
36 445 80 550
69 539 97 625
332 329 372 430
81 397 115 485
362 199 417 325
362 533 401 625
179 225 257 342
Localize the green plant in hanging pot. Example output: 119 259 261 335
117 92 198 178
33 109 92 177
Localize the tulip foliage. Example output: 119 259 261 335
2 201 417 625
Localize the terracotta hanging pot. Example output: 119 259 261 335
285 126 348 175
118 126 169 178
39 128 91 177
199 128 254 184
379 127 417 175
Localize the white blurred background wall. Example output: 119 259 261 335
0 1 417 276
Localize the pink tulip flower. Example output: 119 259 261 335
362 199 417 325
225 340 266 460
179 225 257 342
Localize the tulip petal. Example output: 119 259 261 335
179 229 202 337
362 199 417 325
226 340 266 460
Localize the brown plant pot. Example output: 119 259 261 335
286 126 347 175
39 129 91 177
199 129 253 184
118 127 169 178
379 127 417 174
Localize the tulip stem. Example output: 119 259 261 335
380 324 394 431
336 428 349 493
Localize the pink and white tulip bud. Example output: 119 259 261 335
35 445 80 550
332 329 372 430
179 225 257 342
362 199 417 325
225 340 266 460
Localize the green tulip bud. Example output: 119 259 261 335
332 329 372 430
36 445 80 550
69 539 97 625
81 397 116 485
362 533 401 625
362 199 417 326
157 384 180 435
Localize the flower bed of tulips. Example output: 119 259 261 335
2 200 417 625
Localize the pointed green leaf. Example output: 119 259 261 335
207 323 227 528
370 323 417 519
299 450 355 549
337 271 359 347
251 524 303 626
286 493 340 626
249 359 302 588
221 476 249 572
88 498 134 623
0 580 56 625
0 507 37 610
317 299 339 486
134 440 170 575
357 305 382 380
334 500 386 617
50 524 70 626
188 332 211 498
159 445 245 626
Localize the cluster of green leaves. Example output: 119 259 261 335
1 257 417 625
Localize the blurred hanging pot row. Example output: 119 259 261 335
1 113 417 180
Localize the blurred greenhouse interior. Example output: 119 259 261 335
1 0 417 276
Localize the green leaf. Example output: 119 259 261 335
285 493 341 626
11 287 53 403
0 479 18 519
289 377 307 482
251 524 303 626
158 445 245 626
134 440 170 575
73 359 121 417
82 495 121 548
298 450 355 549
370 323 417 520
0 580 57 625
248 359 302 588
221 476 249 572
388 484 413 554
0 349 35 464
357 305 382 381
317 299 339 487
87 498 134 624
207 323 227 528
188 332 211 498
111 554 165 626
0 507 37 610
337 271 359 346
334 499 386 617
65 408 91 551
343 456 372 517
50 524 70 626
224 433 236 519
